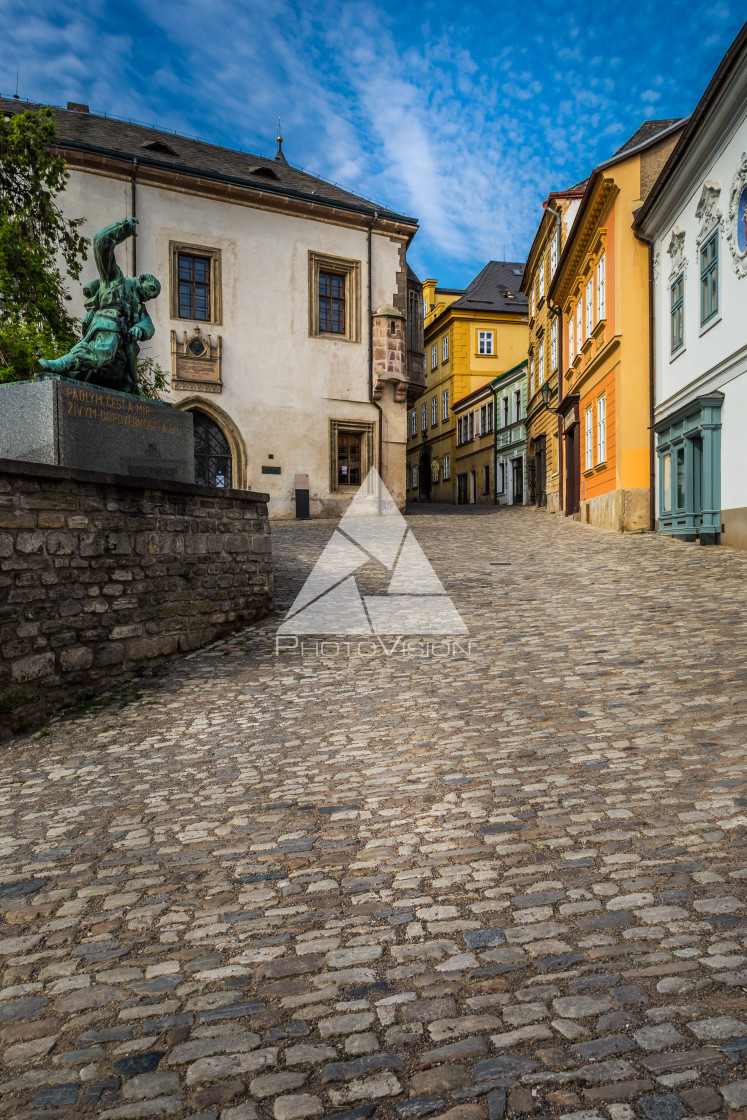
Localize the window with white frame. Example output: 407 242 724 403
585 406 593 470
478 330 494 355
550 236 557 276
421 403 427 431
514 388 521 422
480 405 487 435
538 339 545 386
468 411 474 440
529 356 535 396
568 307 575 362
457 418 463 445
487 400 493 431
502 395 509 427
530 286 535 319
586 276 593 337
442 335 449 362
550 319 557 370
411 409 417 437
431 397 437 426
576 299 583 349
422 298 428 318
431 343 437 369
443 453 450 480
597 396 606 464
442 389 449 420
539 259 545 300
597 254 605 320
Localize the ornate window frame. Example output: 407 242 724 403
694 183 723 334
329 419 375 492
726 153 747 278
170 242 222 325
308 252 361 342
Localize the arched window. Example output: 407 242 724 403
193 410 232 488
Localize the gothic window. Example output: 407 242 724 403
193 410 232 488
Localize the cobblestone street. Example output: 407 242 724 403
1 507 746 1120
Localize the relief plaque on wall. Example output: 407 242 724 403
171 328 222 393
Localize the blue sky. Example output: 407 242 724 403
1 1 744 288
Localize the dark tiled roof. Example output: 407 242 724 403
611 119 682 159
449 260 528 314
0 97 417 226
406 263 421 284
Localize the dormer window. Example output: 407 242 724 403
141 139 178 156
250 166 280 180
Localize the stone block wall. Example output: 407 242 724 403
0 460 273 736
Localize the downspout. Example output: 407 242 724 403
634 227 657 531
543 201 563 511
367 210 384 509
131 157 138 274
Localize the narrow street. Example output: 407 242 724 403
1 508 745 1120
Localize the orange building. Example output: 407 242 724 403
549 120 685 531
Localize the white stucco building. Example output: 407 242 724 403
2 96 425 518
634 24 747 549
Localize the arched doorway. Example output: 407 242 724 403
176 397 248 490
193 410 232 487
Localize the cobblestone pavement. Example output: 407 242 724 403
1 507 746 1120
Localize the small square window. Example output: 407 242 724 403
477 330 494 355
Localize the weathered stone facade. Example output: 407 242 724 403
0 460 272 735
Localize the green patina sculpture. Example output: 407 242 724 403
37 217 160 395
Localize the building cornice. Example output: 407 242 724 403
551 178 618 305
60 144 417 242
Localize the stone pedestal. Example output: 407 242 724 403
0 378 195 484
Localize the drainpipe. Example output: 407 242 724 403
367 210 384 510
543 201 563 512
131 157 138 274
634 227 657 531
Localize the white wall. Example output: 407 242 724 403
648 91 747 525
61 168 407 517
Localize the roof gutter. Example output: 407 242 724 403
368 211 384 511
633 224 657 533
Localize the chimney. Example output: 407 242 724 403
67 101 89 113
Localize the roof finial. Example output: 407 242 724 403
275 118 287 164
13 70 20 100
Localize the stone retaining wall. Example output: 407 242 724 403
0 460 273 736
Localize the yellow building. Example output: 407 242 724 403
521 186 585 512
550 119 685 531
406 262 528 503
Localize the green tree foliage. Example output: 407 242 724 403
135 354 169 400
0 106 88 381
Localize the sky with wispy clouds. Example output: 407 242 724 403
1 0 744 287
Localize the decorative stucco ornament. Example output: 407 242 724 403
667 227 687 280
37 217 161 395
726 153 747 279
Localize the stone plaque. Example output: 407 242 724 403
172 329 222 392
0 379 195 484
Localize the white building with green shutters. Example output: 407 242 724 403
634 24 747 549
492 361 528 505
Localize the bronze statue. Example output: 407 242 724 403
37 217 160 395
